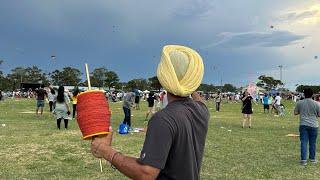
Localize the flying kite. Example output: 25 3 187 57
51 55 56 60
315 56 318 59
270 25 274 29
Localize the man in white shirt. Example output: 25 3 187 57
274 93 282 115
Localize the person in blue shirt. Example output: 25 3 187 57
263 93 270 113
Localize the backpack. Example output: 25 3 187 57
119 123 129 134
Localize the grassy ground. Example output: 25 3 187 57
0 98 320 180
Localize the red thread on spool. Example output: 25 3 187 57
77 90 111 140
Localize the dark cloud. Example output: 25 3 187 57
205 31 306 48
172 0 214 19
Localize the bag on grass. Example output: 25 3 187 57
119 123 129 134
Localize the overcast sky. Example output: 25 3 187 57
0 0 319 90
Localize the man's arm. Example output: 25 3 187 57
95 145 160 180
241 95 247 101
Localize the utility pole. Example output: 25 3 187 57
278 65 283 89
278 65 283 82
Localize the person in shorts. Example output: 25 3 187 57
262 93 270 113
36 85 47 117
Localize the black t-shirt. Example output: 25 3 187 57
137 98 210 180
147 96 155 107
36 89 47 100
242 96 253 110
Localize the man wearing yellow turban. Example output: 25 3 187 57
91 45 209 180
157 45 204 97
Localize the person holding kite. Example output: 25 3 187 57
90 45 209 180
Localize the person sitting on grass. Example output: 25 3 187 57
90 45 209 180
53 86 71 130
294 88 320 166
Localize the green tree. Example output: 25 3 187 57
296 85 320 93
50 70 62 85
127 78 148 90
91 67 108 87
222 84 237 92
256 75 283 91
148 76 162 91
198 84 218 92
8 67 26 84
105 71 120 90
0 71 11 91
24 66 49 85
50 67 82 86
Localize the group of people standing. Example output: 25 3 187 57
239 88 320 166
35 85 80 130
242 92 284 128
121 90 168 129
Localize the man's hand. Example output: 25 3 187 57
91 127 113 159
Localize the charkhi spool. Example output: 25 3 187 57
76 90 111 140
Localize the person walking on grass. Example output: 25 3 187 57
242 91 253 128
134 89 141 110
145 92 155 121
35 85 47 117
294 88 320 166
262 93 270 113
71 88 80 119
53 86 71 129
48 88 57 112
273 93 282 116
215 91 222 112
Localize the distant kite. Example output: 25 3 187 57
270 25 274 29
51 55 56 60
302 46 305 49
315 56 318 59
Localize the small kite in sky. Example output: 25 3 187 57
51 55 56 60
315 56 318 59
270 25 274 29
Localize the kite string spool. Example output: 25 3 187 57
77 91 111 139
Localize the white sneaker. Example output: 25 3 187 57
310 159 318 164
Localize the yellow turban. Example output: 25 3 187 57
157 45 204 97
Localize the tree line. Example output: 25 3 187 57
0 63 242 93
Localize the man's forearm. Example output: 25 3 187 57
102 148 157 180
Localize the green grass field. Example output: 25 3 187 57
1 98 320 179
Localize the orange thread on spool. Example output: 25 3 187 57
77 90 111 140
